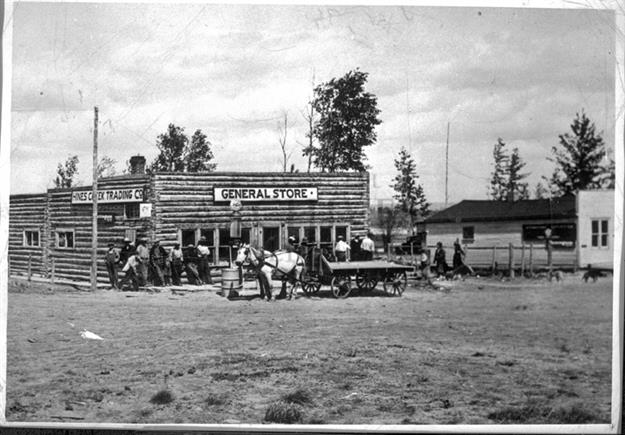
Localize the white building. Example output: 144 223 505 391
577 190 615 269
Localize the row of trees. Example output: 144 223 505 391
489 111 615 201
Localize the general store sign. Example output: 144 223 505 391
71 188 145 204
214 187 318 202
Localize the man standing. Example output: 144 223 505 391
104 243 120 290
334 235 350 262
119 252 140 291
184 244 202 285
135 238 150 286
118 237 135 268
149 240 167 286
360 233 375 261
196 236 212 284
434 242 448 278
170 243 184 286
350 235 362 261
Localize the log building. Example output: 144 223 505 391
8 156 370 283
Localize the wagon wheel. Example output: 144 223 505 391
355 272 378 292
383 271 407 296
302 278 321 295
331 276 351 299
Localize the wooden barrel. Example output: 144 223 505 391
221 268 242 297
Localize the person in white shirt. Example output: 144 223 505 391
360 233 375 261
334 235 350 262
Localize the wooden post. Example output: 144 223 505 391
27 253 31 281
529 243 534 276
491 246 496 273
574 241 579 273
547 240 553 280
508 243 515 279
229 245 233 268
520 244 526 277
51 258 55 284
91 106 99 292
410 242 414 265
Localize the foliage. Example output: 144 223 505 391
54 155 79 188
97 156 117 179
150 124 216 173
391 147 430 234
375 206 407 252
186 129 217 172
534 181 549 199
545 111 612 194
310 69 381 172
489 138 529 201
149 389 174 405
277 113 294 172
264 401 303 424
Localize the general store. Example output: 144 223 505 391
9 156 370 283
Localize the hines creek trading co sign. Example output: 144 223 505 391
214 187 318 202
71 188 145 204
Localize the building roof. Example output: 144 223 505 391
424 195 577 224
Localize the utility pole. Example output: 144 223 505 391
91 106 99 292
445 121 450 207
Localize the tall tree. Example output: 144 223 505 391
391 147 430 235
301 72 318 173
507 147 529 201
185 129 217 172
97 155 117 179
311 69 381 172
489 138 509 201
277 113 293 172
375 206 406 253
54 155 79 188
151 124 188 172
545 111 611 195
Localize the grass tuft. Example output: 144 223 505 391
149 389 175 405
264 401 303 424
488 399 600 424
205 393 226 406
281 388 313 405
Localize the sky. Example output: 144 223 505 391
8 2 619 204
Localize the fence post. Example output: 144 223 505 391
27 253 32 282
229 246 233 268
508 243 515 279
51 258 55 284
547 240 553 280
410 242 414 265
491 246 496 273
528 243 534 276
520 244 526 277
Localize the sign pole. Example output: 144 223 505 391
91 106 99 292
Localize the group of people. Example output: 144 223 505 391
104 237 214 291
421 238 469 280
283 232 376 263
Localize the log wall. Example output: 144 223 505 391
8 193 47 277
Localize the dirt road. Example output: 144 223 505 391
6 275 613 425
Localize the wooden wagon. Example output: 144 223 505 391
300 248 414 299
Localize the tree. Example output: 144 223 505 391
185 129 217 172
534 181 549 199
277 113 294 172
489 138 509 201
97 156 117 179
151 124 188 172
507 147 529 201
375 206 406 253
301 72 318 173
489 138 529 201
391 147 430 235
545 111 611 195
54 155 79 188
311 69 381 172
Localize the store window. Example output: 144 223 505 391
263 226 280 252
320 226 332 252
336 226 348 241
303 226 316 245
56 230 75 249
23 230 40 247
240 227 251 245
181 229 196 247
287 226 300 243
125 203 140 219
591 219 609 248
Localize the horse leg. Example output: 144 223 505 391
263 271 274 301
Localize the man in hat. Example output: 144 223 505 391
104 242 120 290
119 252 140 291
170 243 184 286
360 233 375 261
196 236 212 284
334 235 350 262
183 244 202 285
149 240 167 286
118 237 135 268
286 235 297 253
350 235 362 262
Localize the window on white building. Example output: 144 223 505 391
591 219 609 248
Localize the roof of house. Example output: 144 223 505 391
424 195 577 224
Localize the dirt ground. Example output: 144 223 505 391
5 274 613 425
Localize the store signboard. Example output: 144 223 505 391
72 188 144 204
214 187 318 202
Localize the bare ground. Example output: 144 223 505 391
5 274 613 425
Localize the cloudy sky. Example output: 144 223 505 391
9 2 618 204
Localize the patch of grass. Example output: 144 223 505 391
549 402 600 423
149 389 175 405
204 393 226 406
264 401 303 424
488 399 600 424
281 388 313 405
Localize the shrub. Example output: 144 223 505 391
281 388 313 405
149 389 175 405
264 401 303 424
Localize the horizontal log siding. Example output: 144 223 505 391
152 172 370 247
8 194 47 277
20 176 151 283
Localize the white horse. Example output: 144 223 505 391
234 244 305 301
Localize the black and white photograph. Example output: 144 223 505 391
1 0 623 431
